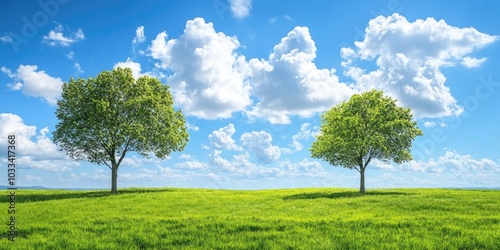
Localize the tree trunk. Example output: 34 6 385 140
111 163 118 194
359 167 366 193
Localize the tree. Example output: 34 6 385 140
310 90 422 193
53 68 188 193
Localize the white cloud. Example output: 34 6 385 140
43 23 85 47
132 26 146 55
145 15 497 125
240 131 281 163
74 28 85 40
269 16 291 24
113 58 143 79
186 122 199 132
279 158 331 178
121 156 143 168
369 150 499 177
1 34 12 43
1 66 15 78
208 150 334 181
342 13 498 119
133 26 146 44
120 153 171 169
401 150 499 173
70 171 108 182
282 123 319 153
209 150 283 177
207 124 240 150
74 62 83 74
423 121 436 128
1 65 63 105
369 159 397 171
461 56 487 68
66 51 74 59
228 0 252 19
423 121 447 128
208 150 234 172
248 26 356 124
179 154 192 159
175 160 208 170
0 113 78 171
148 18 251 119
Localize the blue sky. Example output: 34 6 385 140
1 0 499 190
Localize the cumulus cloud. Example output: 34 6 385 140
146 14 496 124
209 150 283 177
148 18 251 119
175 160 208 170
121 155 149 168
282 123 319 153
132 26 146 55
208 150 234 172
368 150 499 176
43 23 85 47
240 130 281 163
113 58 143 79
0 113 78 171
1 65 63 105
279 158 331 178
228 0 252 19
186 122 200 132
133 26 146 44
461 56 487 68
121 157 142 168
119 153 171 169
342 13 498 119
248 26 356 124
207 124 240 150
401 150 499 173
208 150 333 180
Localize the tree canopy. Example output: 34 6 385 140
53 68 188 193
310 90 422 193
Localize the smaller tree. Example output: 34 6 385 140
53 68 188 193
310 90 422 193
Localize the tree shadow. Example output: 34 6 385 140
283 191 412 200
1 188 175 203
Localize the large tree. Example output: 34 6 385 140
53 68 188 193
310 90 422 193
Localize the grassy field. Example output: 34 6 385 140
1 188 499 249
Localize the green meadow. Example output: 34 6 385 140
1 188 499 249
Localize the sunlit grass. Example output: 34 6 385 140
1 188 499 249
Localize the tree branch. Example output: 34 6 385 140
101 160 111 169
364 155 372 169
117 137 131 166
354 166 361 173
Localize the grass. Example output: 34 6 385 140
1 188 499 249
